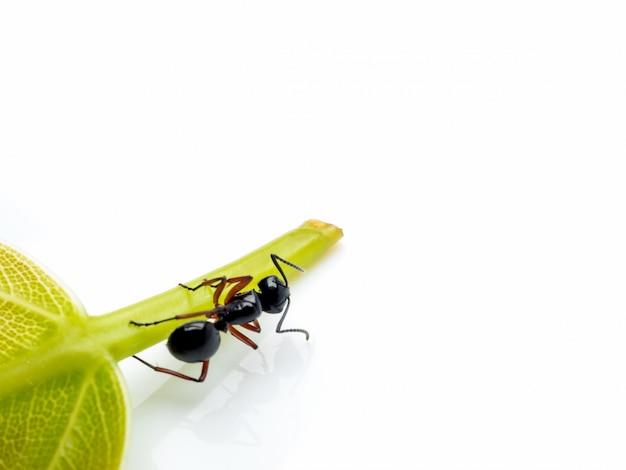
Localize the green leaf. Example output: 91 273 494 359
0 241 129 470
0 220 343 469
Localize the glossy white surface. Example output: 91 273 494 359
2 1 626 468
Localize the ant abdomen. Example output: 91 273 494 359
167 321 221 363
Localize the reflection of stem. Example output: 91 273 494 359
90 220 342 362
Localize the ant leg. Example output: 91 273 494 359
180 276 230 307
180 275 252 306
276 297 310 340
227 325 259 350
239 319 261 333
222 276 253 304
179 276 227 292
132 356 210 383
129 308 218 327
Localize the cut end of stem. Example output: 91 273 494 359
302 219 344 241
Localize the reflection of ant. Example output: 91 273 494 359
130 254 309 382
191 343 310 448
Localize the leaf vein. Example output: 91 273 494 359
46 370 95 470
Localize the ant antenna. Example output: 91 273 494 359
271 254 304 287
270 254 309 340
276 297 310 340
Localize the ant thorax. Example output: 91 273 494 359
215 290 263 326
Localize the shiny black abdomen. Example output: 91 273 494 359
167 321 221 363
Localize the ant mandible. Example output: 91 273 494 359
129 254 309 382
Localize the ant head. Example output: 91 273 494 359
167 321 221 363
257 275 290 314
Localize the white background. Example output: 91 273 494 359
1 1 625 469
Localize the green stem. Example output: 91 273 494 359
90 220 343 362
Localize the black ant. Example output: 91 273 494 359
129 254 309 382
